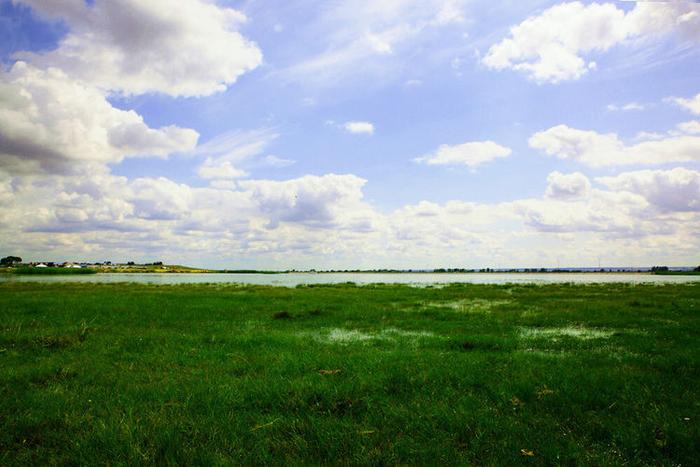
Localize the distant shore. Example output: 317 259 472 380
0 263 700 275
1 267 699 276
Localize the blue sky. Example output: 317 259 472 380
1 0 699 269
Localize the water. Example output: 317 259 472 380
1 272 698 286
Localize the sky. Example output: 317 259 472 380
0 0 699 270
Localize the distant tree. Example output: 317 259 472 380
0 256 22 266
651 266 669 272
127 261 135 266
694 265 700 272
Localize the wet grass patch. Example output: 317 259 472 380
423 298 513 313
518 326 615 340
307 327 438 346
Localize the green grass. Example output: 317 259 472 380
12 267 97 275
0 282 698 464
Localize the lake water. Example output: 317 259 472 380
1 272 698 286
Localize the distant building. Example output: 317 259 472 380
36 263 48 268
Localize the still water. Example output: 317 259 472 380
1 272 698 286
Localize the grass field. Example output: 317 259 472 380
0 282 698 464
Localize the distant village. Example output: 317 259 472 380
0 256 167 270
31 262 166 269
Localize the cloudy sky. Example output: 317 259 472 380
1 0 699 269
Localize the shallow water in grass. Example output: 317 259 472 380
1 271 698 285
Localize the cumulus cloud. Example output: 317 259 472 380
668 92 700 115
0 0 262 175
343 121 375 135
128 178 195 221
514 190 651 236
13 0 262 97
529 124 700 167
597 168 700 212
7 173 373 236
415 141 512 168
1 167 698 268
545 171 591 200
239 174 373 229
0 62 198 175
483 1 700 83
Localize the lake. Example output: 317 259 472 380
1 272 698 286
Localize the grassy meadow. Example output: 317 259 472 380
0 281 698 464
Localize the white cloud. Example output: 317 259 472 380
529 124 700 167
197 161 249 181
433 0 467 26
0 175 15 212
416 141 512 168
483 1 700 83
2 167 699 268
262 155 296 168
193 129 279 180
678 120 700 134
668 92 700 115
343 121 375 135
513 190 650 236
128 177 194 221
607 102 645 112
597 168 700 212
1 1 265 177
545 171 591 200
0 62 198 175
239 174 373 229
194 129 278 161
279 0 468 85
634 131 666 141
14 0 262 97
625 2 700 42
